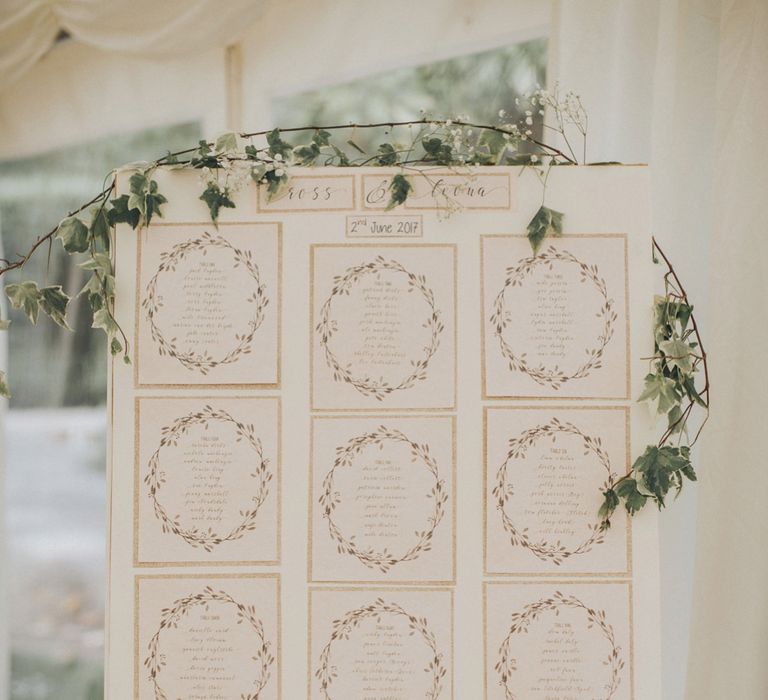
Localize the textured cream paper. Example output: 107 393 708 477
106 166 662 700
311 244 456 410
310 415 455 583
135 574 280 700
485 406 630 576
485 580 632 700
135 396 280 566
482 234 629 399
308 587 453 700
135 222 281 387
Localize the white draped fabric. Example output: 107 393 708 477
0 0 766 697
553 1 768 697
0 0 268 93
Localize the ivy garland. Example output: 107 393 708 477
0 87 708 523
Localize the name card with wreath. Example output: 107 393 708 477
311 244 456 410
136 222 281 387
485 407 630 576
136 574 280 700
485 581 631 700
310 415 455 583
482 234 628 399
310 587 453 700
135 397 279 566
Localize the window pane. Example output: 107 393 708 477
273 38 547 154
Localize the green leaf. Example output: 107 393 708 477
526 205 564 254
57 217 90 253
615 478 648 515
199 182 236 224
659 337 694 374
637 372 681 415
266 129 292 158
313 129 331 147
90 206 110 252
214 132 239 154
630 445 694 508
107 195 140 229
376 143 398 166
5 281 41 324
110 337 123 356
598 488 620 523
292 142 320 165
421 136 453 165
250 163 267 183
0 318 10 331
39 285 71 330
92 308 119 338
386 174 412 211
0 370 10 399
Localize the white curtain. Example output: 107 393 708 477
0 0 269 93
552 1 768 698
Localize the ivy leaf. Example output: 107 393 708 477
199 182 235 224
92 308 119 338
598 488 620 523
249 163 267 183
57 217 90 253
107 195 140 229
39 285 71 330
266 129 292 158
293 142 320 165
0 370 9 399
637 372 681 414
631 445 694 508
659 337 694 374
214 132 239 154
422 137 453 164
5 281 42 324
90 206 110 252
526 205 564 254
313 129 331 147
128 172 167 226
614 478 649 515
377 143 398 166
386 174 412 210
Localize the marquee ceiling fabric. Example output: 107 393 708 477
0 0 269 93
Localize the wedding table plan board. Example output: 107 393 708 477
105 165 663 699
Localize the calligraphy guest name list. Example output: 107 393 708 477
358 454 406 543
352 618 415 699
177 260 232 348
182 432 233 526
532 619 591 698
526 443 588 541
355 275 406 372
530 270 575 362
179 611 237 700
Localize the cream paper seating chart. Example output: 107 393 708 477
106 165 662 699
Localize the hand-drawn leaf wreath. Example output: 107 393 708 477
491 417 615 565
144 586 274 700
144 405 273 552
319 426 448 573
315 597 447 700
495 590 624 700
315 256 443 400
142 230 269 374
490 246 617 389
